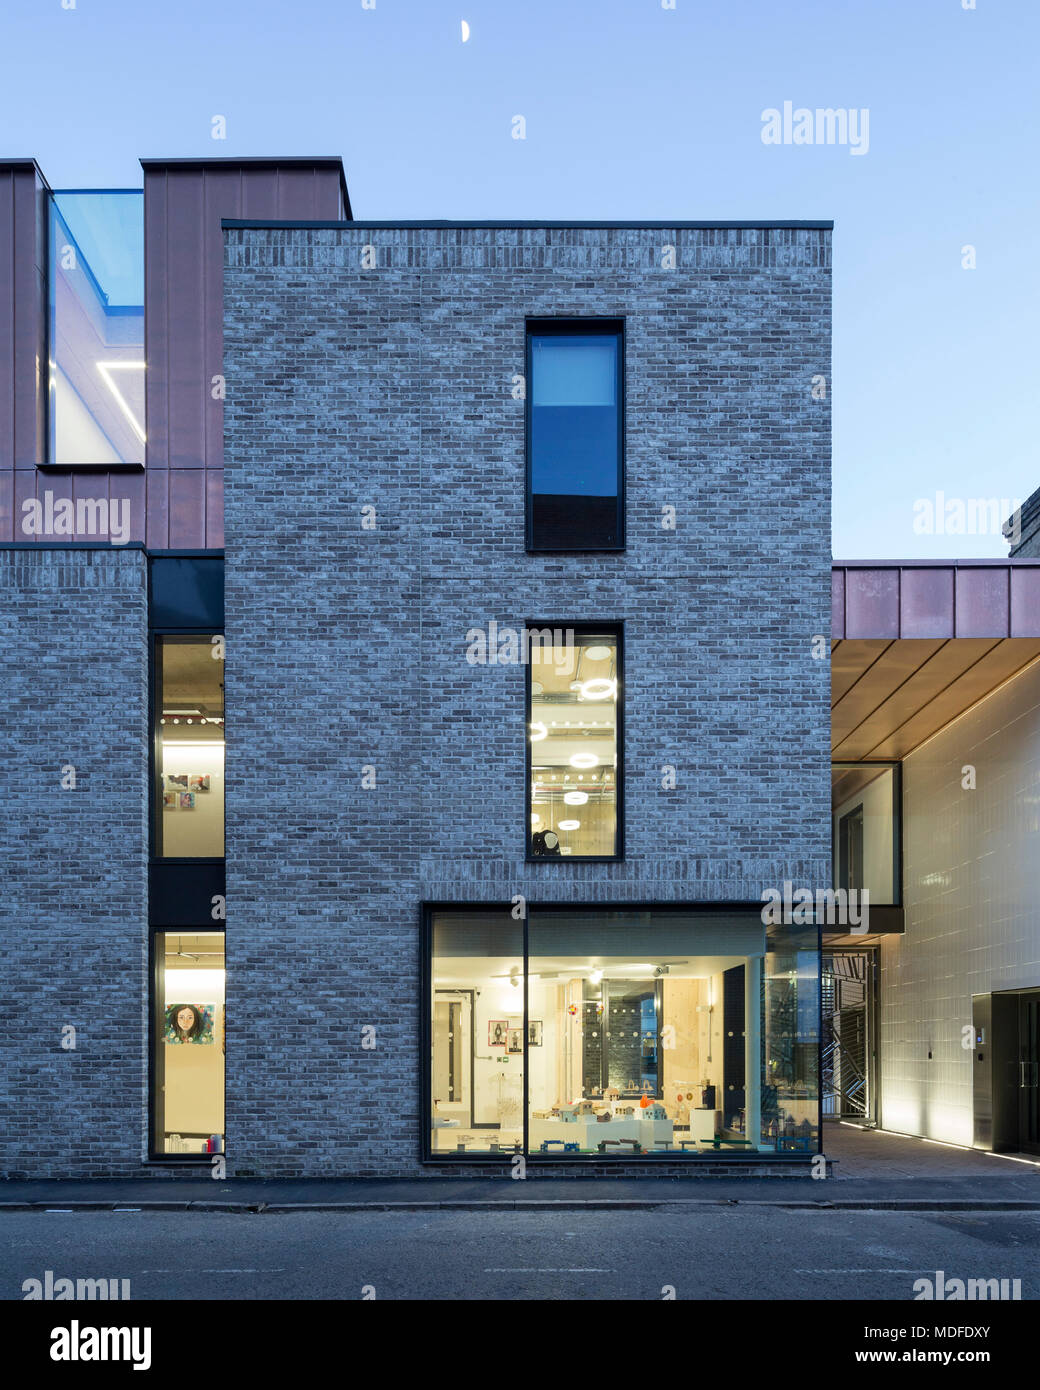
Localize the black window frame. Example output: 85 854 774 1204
420 901 822 1166
147 924 227 1163
830 760 903 908
525 317 625 553
525 620 624 863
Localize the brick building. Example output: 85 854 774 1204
4 154 1038 1179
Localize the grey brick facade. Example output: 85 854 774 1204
221 224 832 1176
1 547 149 1177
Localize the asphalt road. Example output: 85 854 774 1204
2 1207 1039 1301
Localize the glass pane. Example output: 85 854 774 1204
529 631 618 858
157 637 225 857
154 932 225 1155
831 763 897 907
763 924 820 1153
530 331 621 549
528 910 769 1156
430 910 524 1155
49 191 145 465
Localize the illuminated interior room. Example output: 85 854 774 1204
428 908 819 1159
528 630 619 859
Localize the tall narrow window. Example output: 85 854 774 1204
155 636 225 858
527 321 623 550
527 627 621 859
48 191 145 466
152 931 225 1156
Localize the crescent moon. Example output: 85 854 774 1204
461 20 470 42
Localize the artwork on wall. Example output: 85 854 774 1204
164 1003 215 1045
528 1020 543 1046
489 1020 508 1048
508 1028 523 1054
164 773 212 808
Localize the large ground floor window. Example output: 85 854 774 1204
151 931 226 1156
426 907 819 1158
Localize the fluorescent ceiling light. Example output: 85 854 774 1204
585 645 611 661
558 819 580 830
563 790 588 805
569 752 599 769
579 677 616 701
96 360 146 444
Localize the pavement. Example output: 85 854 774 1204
2 1124 1038 1213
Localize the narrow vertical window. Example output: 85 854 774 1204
527 626 621 859
527 321 623 550
152 931 225 1156
155 636 225 858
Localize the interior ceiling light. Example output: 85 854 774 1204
585 646 611 661
579 677 616 701
529 721 547 741
558 819 580 831
563 790 588 805
569 752 599 769
96 360 146 443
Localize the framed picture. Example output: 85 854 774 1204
189 774 210 793
164 1002 215 1045
488 1020 508 1048
179 792 195 810
162 791 177 810
165 773 188 790
527 1020 543 1046
507 1028 523 1054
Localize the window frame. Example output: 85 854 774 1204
524 317 626 554
420 902 822 1166
524 620 624 863
830 760 902 908
147 924 226 1163
150 631 226 864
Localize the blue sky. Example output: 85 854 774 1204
3 0 1036 558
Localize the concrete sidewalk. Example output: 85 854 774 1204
3 1127 1037 1213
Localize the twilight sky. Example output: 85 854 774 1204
3 0 1036 558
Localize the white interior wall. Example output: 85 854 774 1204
880 660 1040 1144
832 771 895 902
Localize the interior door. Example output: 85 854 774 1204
433 990 472 1127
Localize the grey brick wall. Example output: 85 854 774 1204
222 225 832 1176
0 547 149 1177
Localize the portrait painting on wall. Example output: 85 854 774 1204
188 774 210 793
179 792 195 810
488 1020 508 1048
164 1003 216 1045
